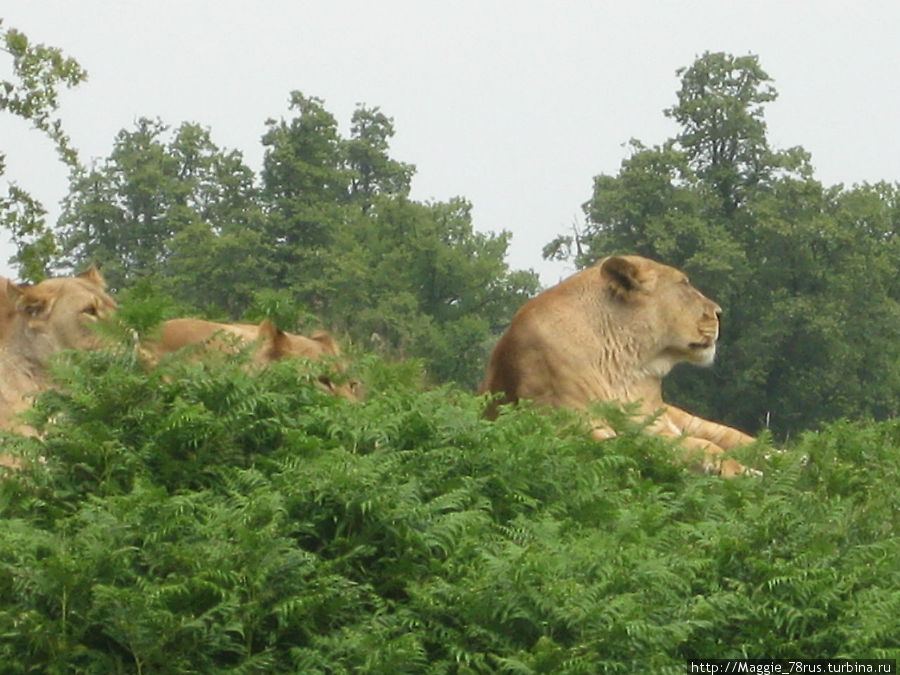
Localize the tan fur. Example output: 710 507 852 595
0 277 17 344
480 255 755 477
150 318 359 400
1 267 117 467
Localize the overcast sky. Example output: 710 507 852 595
2 1 899 284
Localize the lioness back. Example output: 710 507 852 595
155 318 256 355
153 318 359 400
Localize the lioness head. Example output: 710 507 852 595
257 320 360 400
600 255 722 374
6 266 118 356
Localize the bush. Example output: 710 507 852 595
0 347 897 672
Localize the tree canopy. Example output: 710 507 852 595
53 94 538 387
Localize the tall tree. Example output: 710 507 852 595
665 52 810 218
60 118 188 285
260 92 350 301
257 95 540 386
345 105 414 213
50 91 539 386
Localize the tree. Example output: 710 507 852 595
324 196 539 385
260 92 350 299
58 119 266 314
60 118 187 285
345 104 414 213
1 21 87 280
50 91 538 386
547 52 899 437
665 51 810 218
256 95 540 386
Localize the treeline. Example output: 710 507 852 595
2 26 898 435
52 98 538 388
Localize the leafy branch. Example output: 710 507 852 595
1 20 87 280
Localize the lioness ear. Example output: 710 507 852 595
5 280 22 304
257 318 278 342
601 256 652 299
10 284 52 318
257 318 289 357
78 265 107 290
310 330 340 356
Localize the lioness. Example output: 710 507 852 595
151 317 359 400
480 255 755 476
1 267 117 465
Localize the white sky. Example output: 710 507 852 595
2 1 899 285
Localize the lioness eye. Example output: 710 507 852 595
83 305 98 316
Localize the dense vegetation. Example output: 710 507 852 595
1 348 897 672
2 23 898 671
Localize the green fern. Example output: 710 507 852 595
0 344 897 671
